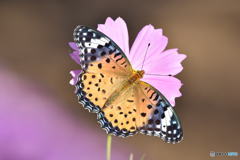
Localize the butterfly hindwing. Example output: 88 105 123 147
100 84 139 137
135 81 183 143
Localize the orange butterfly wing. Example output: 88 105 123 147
74 25 133 112
135 81 183 143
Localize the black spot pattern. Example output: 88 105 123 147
147 105 152 109
106 58 110 63
98 63 102 69
127 99 134 103
91 49 96 54
154 109 159 114
139 87 183 143
141 113 146 117
90 56 96 61
72 25 182 140
73 25 131 72
101 51 106 56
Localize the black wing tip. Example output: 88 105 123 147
74 25 85 31
73 25 90 41
165 132 184 144
73 25 92 34
140 129 183 144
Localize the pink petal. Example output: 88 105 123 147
97 17 129 55
69 70 82 85
68 42 79 50
142 75 183 106
70 51 81 64
129 25 168 70
144 49 187 76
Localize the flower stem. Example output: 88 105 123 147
106 134 112 160
140 154 146 160
129 153 134 160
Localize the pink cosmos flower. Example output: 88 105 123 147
69 17 186 106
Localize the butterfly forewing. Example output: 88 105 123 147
73 25 132 72
74 25 133 111
73 25 135 133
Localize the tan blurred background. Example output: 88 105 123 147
1 0 240 159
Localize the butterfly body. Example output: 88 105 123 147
104 70 144 107
73 25 183 143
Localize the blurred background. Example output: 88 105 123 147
0 0 240 160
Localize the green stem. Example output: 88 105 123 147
140 154 146 160
106 134 112 160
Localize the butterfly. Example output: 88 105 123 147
73 25 183 143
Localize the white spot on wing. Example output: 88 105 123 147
91 39 107 46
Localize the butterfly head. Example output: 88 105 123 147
136 70 145 79
128 70 145 84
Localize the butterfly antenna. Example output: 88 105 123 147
141 43 150 70
144 73 169 76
